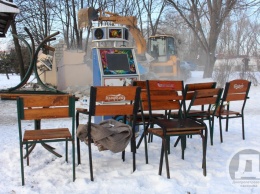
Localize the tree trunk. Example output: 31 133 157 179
4 65 10 80
203 52 216 78
84 27 91 54
10 21 25 80
72 0 81 49
203 23 219 78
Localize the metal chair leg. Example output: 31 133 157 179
242 115 245 140
20 144 25 186
66 139 68 162
181 136 186 160
42 143 62 157
23 143 36 159
26 143 29 166
77 137 81 165
144 125 149 164
208 117 214 145
174 136 181 147
164 138 170 179
159 141 164 176
226 116 229 132
209 121 214 146
202 128 207 176
88 141 94 181
136 131 144 148
72 139 76 181
132 149 136 172
76 111 81 165
167 136 171 154
122 150 125 161
219 116 223 143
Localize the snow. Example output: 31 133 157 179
0 72 260 194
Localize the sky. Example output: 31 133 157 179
0 72 260 194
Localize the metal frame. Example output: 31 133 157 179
0 27 65 96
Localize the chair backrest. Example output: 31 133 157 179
183 82 217 113
17 94 75 142
221 79 251 112
133 80 149 112
184 82 217 100
146 80 184 118
186 88 223 117
17 94 75 121
88 86 141 117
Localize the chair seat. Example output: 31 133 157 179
148 128 201 137
214 110 241 117
170 109 204 117
153 118 206 131
130 112 164 121
149 118 205 137
188 110 208 115
23 128 71 141
187 111 211 119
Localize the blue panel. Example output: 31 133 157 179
92 48 101 86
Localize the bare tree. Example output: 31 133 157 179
53 0 70 48
217 4 259 57
80 0 99 53
10 19 26 80
71 0 81 49
141 0 166 36
162 12 197 60
16 0 57 46
165 0 240 78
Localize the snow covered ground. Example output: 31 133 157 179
0 72 260 194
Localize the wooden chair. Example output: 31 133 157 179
183 82 217 109
185 88 223 145
144 80 208 178
214 79 251 142
132 80 164 152
17 94 76 185
171 82 217 145
77 86 141 181
170 82 216 117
